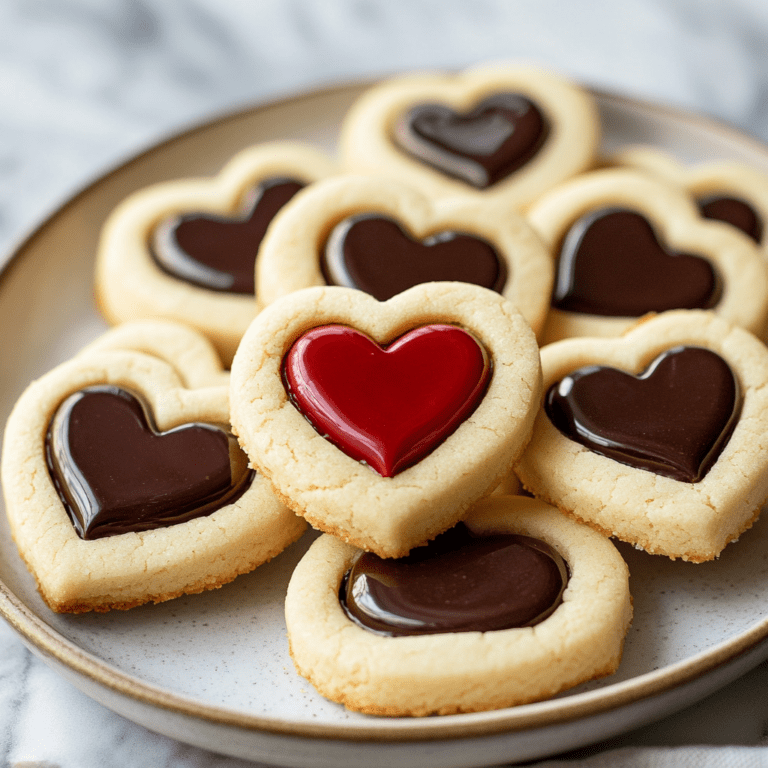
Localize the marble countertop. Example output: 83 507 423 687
3 1 768 766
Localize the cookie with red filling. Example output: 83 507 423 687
229 282 542 558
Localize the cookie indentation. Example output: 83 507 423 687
393 93 549 188
151 177 304 293
283 323 491 478
341 523 567 636
552 208 722 316
545 346 741 483
46 385 253 539
697 194 763 244
322 213 507 301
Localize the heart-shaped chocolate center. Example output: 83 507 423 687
552 208 722 316
341 523 567 636
393 93 549 188
321 214 506 301
46 385 253 539
697 194 763 244
545 346 741 482
151 177 304 294
282 324 491 477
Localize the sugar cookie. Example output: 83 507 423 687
526 168 768 344
229 282 542 558
515 310 768 561
339 63 600 207
2 349 305 612
285 495 632 715
95 141 336 365
256 174 554 338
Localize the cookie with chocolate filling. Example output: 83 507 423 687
229 282 542 558
77 319 230 388
338 63 600 207
94 141 336 365
285 495 632 715
1 348 305 612
525 168 768 344
514 310 768 561
256 174 554 339
610 146 768 250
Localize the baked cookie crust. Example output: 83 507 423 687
2 349 305 613
94 141 336 365
285 495 632 716
526 168 768 344
515 310 768 561
255 174 554 340
338 63 600 207
229 282 542 558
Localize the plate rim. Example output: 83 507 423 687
3 80 768 743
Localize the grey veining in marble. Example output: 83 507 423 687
4 1 768 766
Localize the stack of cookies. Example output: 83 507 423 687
5 61 768 717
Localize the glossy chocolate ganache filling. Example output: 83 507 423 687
393 93 549 189
150 177 304 293
545 346 742 483
552 208 722 316
341 523 568 636
321 213 507 302
45 385 254 539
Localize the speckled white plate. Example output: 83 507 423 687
2 81 768 768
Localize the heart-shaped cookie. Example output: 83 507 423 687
526 168 768 344
514 310 768 561
284 323 490 477
230 282 542 558
285 495 631 715
77 319 229 388
256 174 553 340
95 141 336 365
611 146 768 248
339 63 600 207
2 349 305 612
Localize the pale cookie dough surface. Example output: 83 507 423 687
338 63 600 207
285 495 632 716
1 349 305 613
77 319 230 388
256 174 554 339
94 141 337 366
526 168 768 344
515 310 768 562
229 282 542 558
610 145 768 251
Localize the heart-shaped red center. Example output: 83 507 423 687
282 324 491 477
552 208 721 316
150 177 304 294
393 93 549 188
46 386 252 539
322 214 506 301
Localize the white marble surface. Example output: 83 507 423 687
4 1 768 766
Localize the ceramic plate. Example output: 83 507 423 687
2 81 768 768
